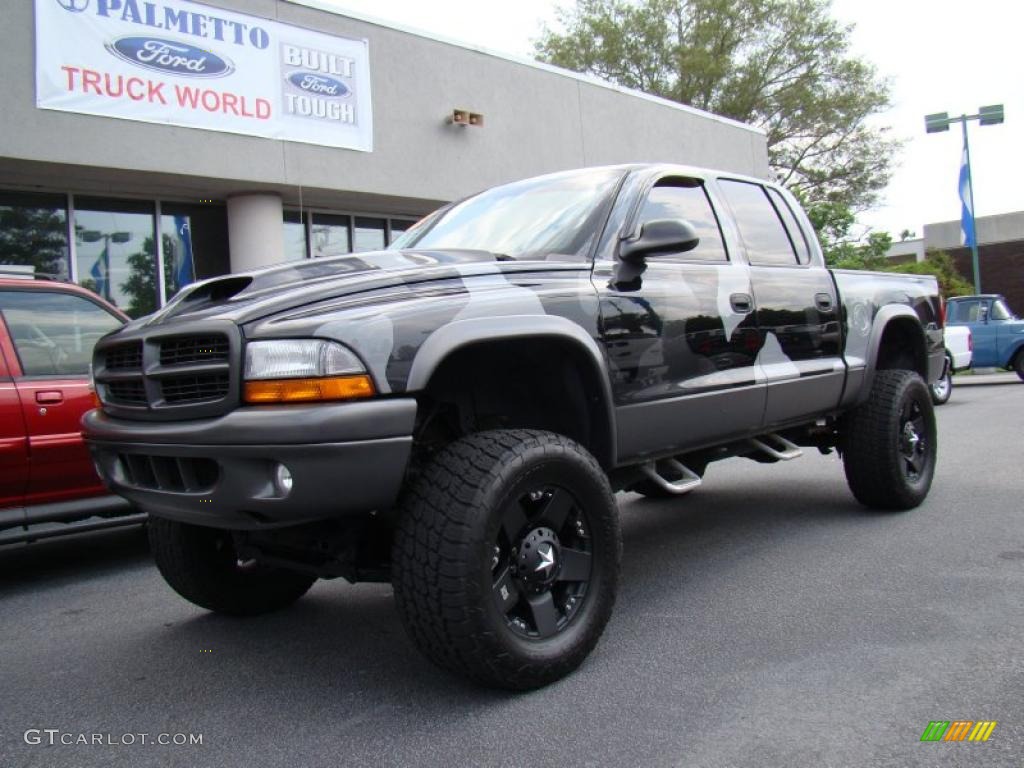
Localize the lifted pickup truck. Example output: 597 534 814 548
83 165 944 689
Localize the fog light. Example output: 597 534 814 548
274 464 293 496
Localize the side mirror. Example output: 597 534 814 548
619 219 699 263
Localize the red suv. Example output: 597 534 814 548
0 274 144 544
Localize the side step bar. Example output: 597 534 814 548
0 513 148 546
639 458 703 495
747 433 803 461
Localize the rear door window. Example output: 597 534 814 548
718 179 800 266
0 290 122 376
766 188 811 265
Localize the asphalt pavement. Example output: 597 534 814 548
1 381 1022 768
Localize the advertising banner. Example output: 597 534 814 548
35 0 373 151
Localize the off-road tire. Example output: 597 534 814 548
842 370 937 510
149 517 315 615
930 354 953 405
392 429 621 690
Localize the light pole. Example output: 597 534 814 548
924 105 1004 294
79 229 131 300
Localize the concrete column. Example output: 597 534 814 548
227 193 285 272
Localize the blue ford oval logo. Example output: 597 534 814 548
105 37 234 78
288 72 349 98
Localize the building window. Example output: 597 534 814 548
160 203 229 302
74 197 157 318
0 192 69 280
389 219 416 242
283 210 308 261
311 213 351 258
354 216 386 252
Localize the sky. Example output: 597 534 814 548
314 0 1020 239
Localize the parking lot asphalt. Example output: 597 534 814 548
1 382 1022 768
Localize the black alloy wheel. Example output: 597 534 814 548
491 485 593 639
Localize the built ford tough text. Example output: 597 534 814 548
83 165 945 689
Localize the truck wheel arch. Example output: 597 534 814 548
860 306 930 402
406 316 618 468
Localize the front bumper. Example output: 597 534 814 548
83 399 416 529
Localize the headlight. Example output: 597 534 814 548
243 339 375 403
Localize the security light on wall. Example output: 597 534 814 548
448 109 484 127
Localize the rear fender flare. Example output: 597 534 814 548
859 306 929 403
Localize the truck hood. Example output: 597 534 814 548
129 249 579 329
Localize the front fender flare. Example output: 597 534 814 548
406 315 618 467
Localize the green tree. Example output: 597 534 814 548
0 205 68 277
803 196 891 268
536 0 897 210
883 250 973 300
120 234 174 317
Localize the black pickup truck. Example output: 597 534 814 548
83 165 944 689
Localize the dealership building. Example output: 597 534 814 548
1 0 768 317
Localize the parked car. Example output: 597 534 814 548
946 294 1024 380
930 324 972 404
0 271 145 545
83 164 944 689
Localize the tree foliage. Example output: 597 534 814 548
0 205 68 278
120 234 174 317
884 250 973 300
535 0 897 210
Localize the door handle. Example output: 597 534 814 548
730 293 754 314
814 293 835 312
35 390 64 405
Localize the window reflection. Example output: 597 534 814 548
0 192 69 280
283 210 308 261
388 219 416 244
718 180 798 266
638 182 727 261
353 217 385 253
395 168 624 260
74 198 157 318
161 204 229 302
312 213 351 258
0 290 122 375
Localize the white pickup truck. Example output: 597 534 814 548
932 325 972 404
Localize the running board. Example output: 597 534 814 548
639 458 703 495
747 433 803 461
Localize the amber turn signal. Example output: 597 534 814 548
243 374 375 404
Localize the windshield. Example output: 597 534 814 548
389 167 626 260
992 300 1015 320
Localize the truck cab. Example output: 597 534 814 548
946 294 1024 378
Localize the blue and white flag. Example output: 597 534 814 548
90 244 109 300
959 140 976 249
173 215 195 291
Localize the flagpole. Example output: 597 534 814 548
961 118 981 293
925 104 1003 297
